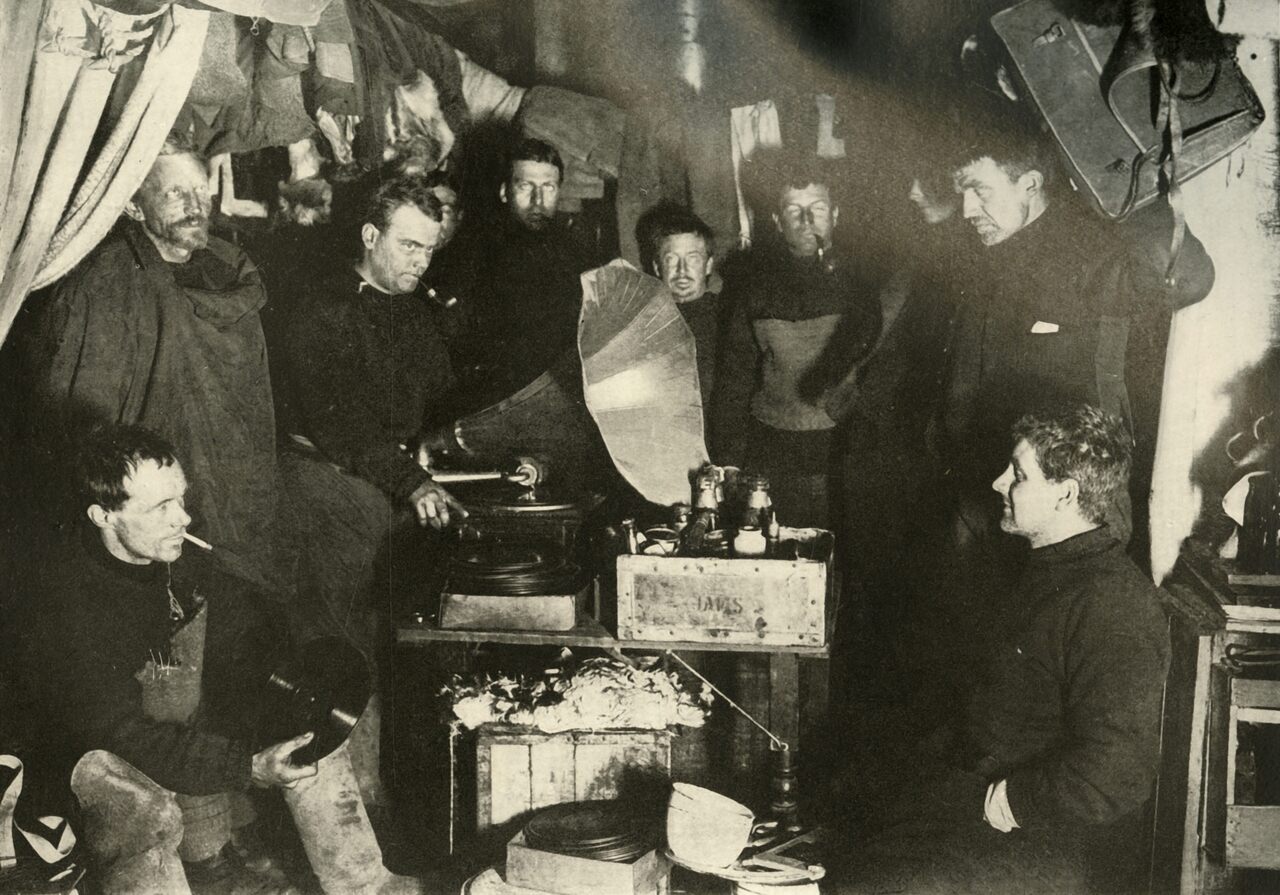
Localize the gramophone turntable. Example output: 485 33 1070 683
437 530 592 632
416 259 711 633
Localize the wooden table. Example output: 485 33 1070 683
396 608 830 752
1155 547 1280 894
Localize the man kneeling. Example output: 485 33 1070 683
833 405 1169 895
3 424 418 895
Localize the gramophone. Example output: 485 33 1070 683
419 260 711 630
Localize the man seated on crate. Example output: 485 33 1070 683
828 404 1170 895
0 423 422 895
280 174 465 650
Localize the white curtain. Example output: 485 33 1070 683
0 0 209 346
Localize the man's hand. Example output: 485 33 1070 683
409 479 468 529
251 732 318 789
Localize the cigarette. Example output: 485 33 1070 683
183 532 213 550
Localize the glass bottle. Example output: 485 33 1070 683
679 470 719 556
734 474 772 558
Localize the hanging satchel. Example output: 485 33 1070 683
991 0 1265 221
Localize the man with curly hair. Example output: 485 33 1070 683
834 404 1170 894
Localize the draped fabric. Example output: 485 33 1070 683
0 1 209 347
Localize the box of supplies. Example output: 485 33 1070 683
614 528 834 648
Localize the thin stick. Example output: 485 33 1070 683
666 649 788 751
182 532 213 550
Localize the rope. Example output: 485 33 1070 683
665 650 788 752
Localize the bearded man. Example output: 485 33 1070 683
21 131 286 593
449 137 592 412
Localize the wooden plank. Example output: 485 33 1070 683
574 743 625 801
1226 806 1280 869
1224 620 1280 635
397 611 831 656
1222 604 1280 623
1202 662 1233 863
1232 678 1280 709
1227 573 1280 588
1147 619 1200 895
1237 707 1280 725
1227 704 1239 806
488 743 532 827
529 738 576 811
1180 636 1218 895
475 738 494 831
573 730 666 747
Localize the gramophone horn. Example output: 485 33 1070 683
426 349 611 483
579 260 709 505
424 261 709 504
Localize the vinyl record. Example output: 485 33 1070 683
446 536 581 596
523 801 658 863
259 637 371 765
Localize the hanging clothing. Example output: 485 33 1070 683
346 0 469 167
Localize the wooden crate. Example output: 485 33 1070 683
475 725 671 830
615 529 833 647
507 832 670 895
1222 678 1280 868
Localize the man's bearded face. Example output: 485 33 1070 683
134 153 212 256
654 233 712 303
504 160 561 232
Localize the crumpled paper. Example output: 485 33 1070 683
443 655 712 732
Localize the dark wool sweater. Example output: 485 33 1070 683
675 289 728 409
450 218 590 414
944 200 1213 486
965 526 1170 828
712 247 881 464
284 268 456 502
3 526 281 800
